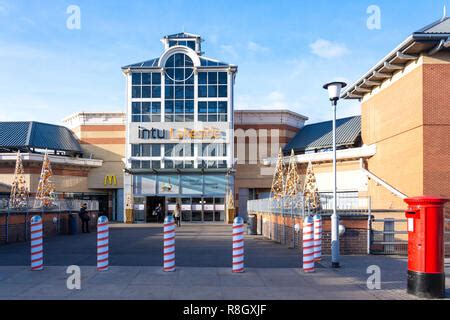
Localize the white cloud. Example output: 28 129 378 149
247 41 269 54
309 39 349 59
219 44 239 60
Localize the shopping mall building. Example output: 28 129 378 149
1 17 450 222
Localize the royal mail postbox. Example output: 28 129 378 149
404 196 448 298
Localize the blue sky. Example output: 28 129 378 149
0 0 447 125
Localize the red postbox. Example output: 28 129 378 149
404 196 448 298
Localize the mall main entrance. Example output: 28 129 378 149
134 196 225 223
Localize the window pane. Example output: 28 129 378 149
141 161 151 169
142 73 151 85
219 114 228 122
208 72 218 84
165 86 174 99
132 73 141 85
208 85 217 97
166 55 175 67
185 100 194 113
208 114 218 122
165 144 174 157
131 160 141 169
175 100 184 113
185 86 194 99
218 101 227 113
198 115 207 122
175 54 184 67
152 73 161 84
175 115 184 122
198 102 207 113
165 100 174 113
142 86 151 98
152 114 161 122
142 102 151 113
132 115 141 122
164 161 174 169
185 114 194 122
185 55 193 66
152 86 161 98
198 73 207 85
132 102 141 114
132 86 141 98
175 68 184 81
187 41 196 51
175 86 184 99
142 144 151 156
218 72 227 84
152 144 161 157
152 102 161 113
218 85 227 97
132 144 140 157
152 161 161 169
198 85 207 97
208 101 218 113
141 115 150 122
165 115 174 122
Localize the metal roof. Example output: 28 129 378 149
163 32 201 39
0 121 82 153
122 55 232 70
283 116 361 153
343 17 450 100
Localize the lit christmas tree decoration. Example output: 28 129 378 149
270 148 285 201
303 161 321 212
9 151 29 209
35 151 56 208
284 149 300 199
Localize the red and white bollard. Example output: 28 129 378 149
232 216 245 273
163 215 176 272
97 216 109 271
30 215 44 271
313 214 322 262
302 215 315 273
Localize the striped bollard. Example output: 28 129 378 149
97 216 109 271
313 215 322 262
302 215 315 273
30 216 44 271
232 216 245 273
163 215 176 272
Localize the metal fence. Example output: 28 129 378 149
247 193 370 217
0 198 99 244
368 215 408 255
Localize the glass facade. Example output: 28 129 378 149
125 32 236 222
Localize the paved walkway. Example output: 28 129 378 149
0 223 449 300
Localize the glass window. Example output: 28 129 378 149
218 72 227 84
198 72 207 85
208 85 217 97
152 144 161 157
132 86 141 98
181 175 203 194
208 72 218 84
218 101 227 113
132 73 141 85
152 86 161 98
204 175 227 195
142 73 151 85
152 73 161 84
218 85 227 97
159 175 179 194
198 85 207 97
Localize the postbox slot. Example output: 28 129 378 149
405 210 419 219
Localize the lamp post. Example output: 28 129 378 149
323 81 347 268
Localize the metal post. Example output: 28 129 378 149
331 101 340 268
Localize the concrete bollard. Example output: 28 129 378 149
302 215 315 273
163 215 176 272
313 214 322 262
97 216 109 271
232 216 245 273
30 215 44 271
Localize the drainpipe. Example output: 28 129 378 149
428 38 450 56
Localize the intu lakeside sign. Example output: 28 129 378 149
138 126 224 140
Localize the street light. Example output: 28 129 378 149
323 81 347 268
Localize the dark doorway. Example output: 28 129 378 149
146 197 165 223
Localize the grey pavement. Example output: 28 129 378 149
0 223 449 300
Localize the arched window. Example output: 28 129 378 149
164 53 195 122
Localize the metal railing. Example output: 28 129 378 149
0 198 99 244
247 194 371 217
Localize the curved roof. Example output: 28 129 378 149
0 121 82 154
284 116 361 153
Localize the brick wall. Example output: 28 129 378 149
0 211 99 244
